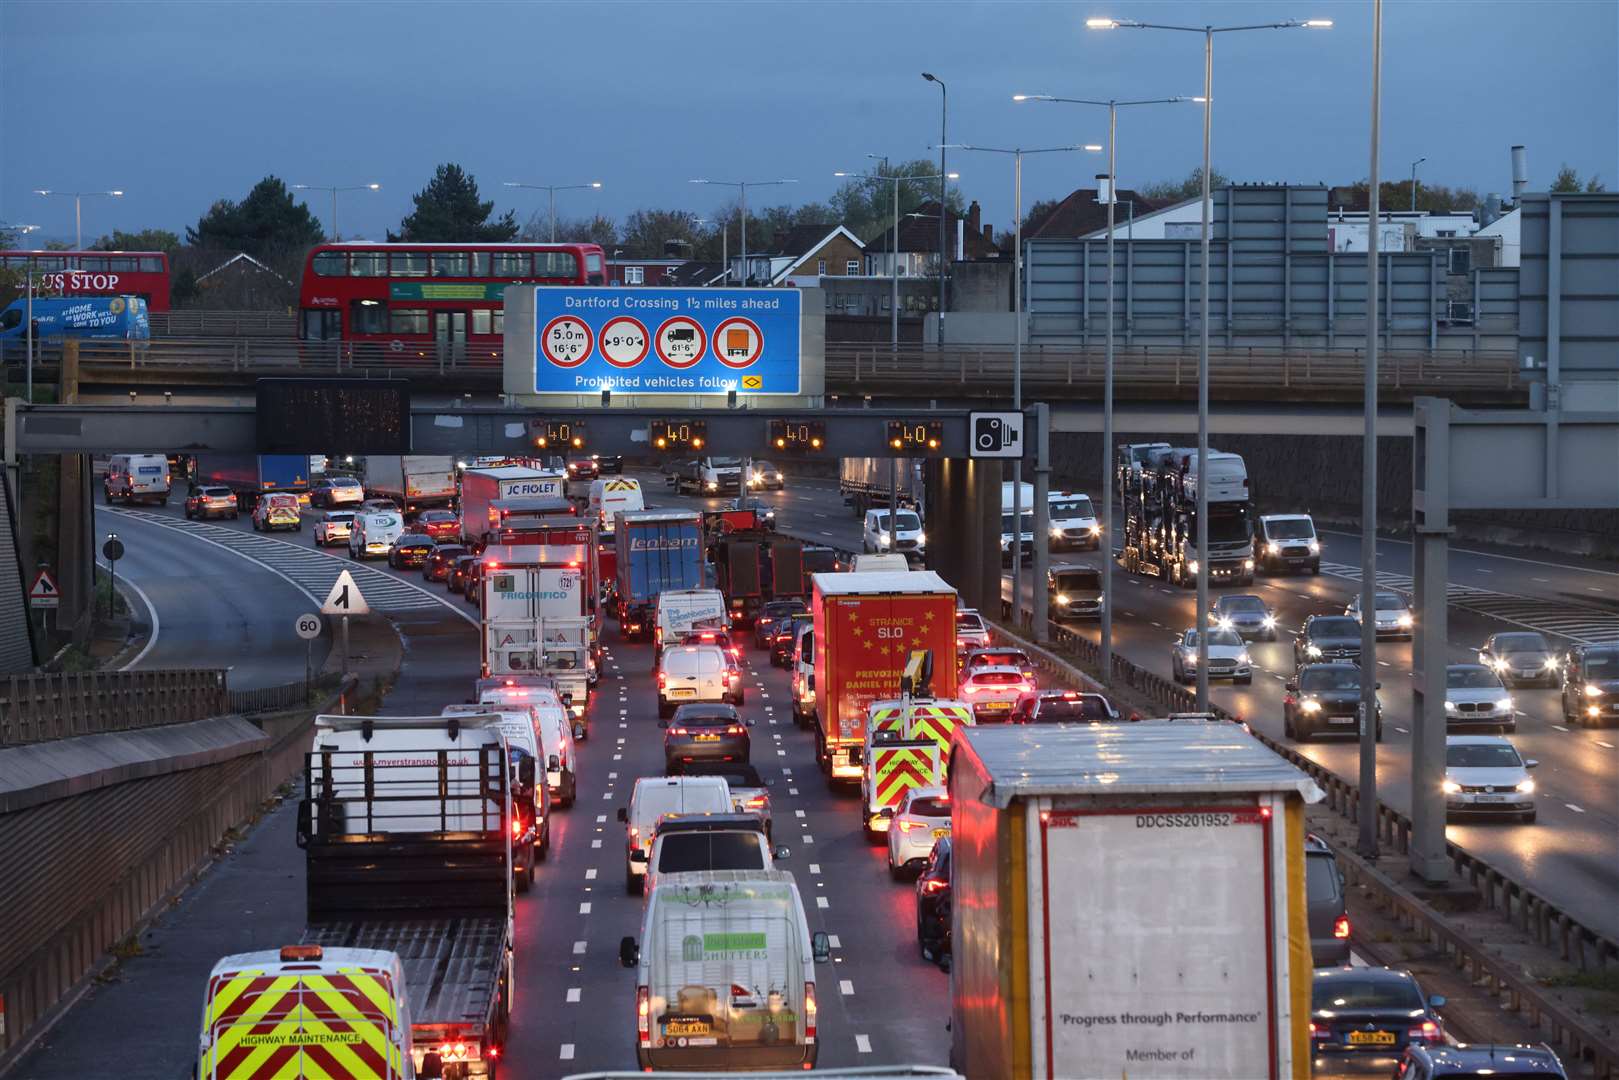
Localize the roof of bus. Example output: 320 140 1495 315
1 249 168 256
312 241 603 250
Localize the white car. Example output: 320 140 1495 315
1345 590 1414 640
887 786 951 879
955 610 991 653
959 665 1033 722
313 510 356 547
862 508 925 555
1443 735 1538 823
1171 627 1253 685
1445 664 1516 733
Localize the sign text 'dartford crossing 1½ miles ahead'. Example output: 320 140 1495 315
514 286 802 396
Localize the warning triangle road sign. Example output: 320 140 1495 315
29 570 60 607
321 570 371 616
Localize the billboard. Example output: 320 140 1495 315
511 286 802 396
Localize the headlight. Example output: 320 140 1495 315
876 532 890 545
1586 684 1605 698
1308 540 1320 554
1188 560 1200 575
916 531 926 545
705 482 717 490
1051 526 1065 538
1055 593 1071 605
1000 537 1011 550
1088 524 1101 536
1491 658 1509 671
1301 700 1321 713
1306 644 1323 657
1262 615 1277 628
1543 658 1560 670
1398 613 1414 627
1237 652 1251 665
1441 780 1461 794
1217 617 1233 631
1244 558 1255 570
1266 543 1280 556
1444 700 1457 712
1516 778 1535 794
1498 696 1515 712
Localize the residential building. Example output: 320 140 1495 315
605 257 686 286
727 224 866 287
864 200 999 277
1026 187 1175 241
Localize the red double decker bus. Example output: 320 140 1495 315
0 250 172 312
298 241 606 357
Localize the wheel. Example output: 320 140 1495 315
1310 562 1321 575
515 855 533 893
294 523 302 532
657 700 672 719
1295 723 1312 744
1236 675 1252 686
1375 724 1384 743
888 851 902 881
735 689 746 706
230 511 239 519
1283 710 1295 739
184 506 192 519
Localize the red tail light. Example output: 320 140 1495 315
727 725 746 735
1407 1021 1440 1042
745 795 767 808
922 878 947 893
511 817 523 839
803 982 816 1043
1333 914 1350 939
636 986 650 1046
657 672 667 690
669 727 687 736
1308 1022 1319 1037
898 819 926 832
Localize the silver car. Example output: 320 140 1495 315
1212 593 1278 641
1345 590 1414 640
1443 735 1538 822
1444 664 1516 732
1172 627 1253 685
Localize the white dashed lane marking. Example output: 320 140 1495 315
560 1044 575 1060
839 979 854 995
816 896 829 909
855 1034 873 1054
566 987 581 1003
573 940 587 955
1565 804 1586 813
579 902 592 914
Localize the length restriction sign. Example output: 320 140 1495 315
540 315 593 367
599 316 649 368
712 316 764 369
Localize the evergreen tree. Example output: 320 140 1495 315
392 163 518 242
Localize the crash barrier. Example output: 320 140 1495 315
148 310 296 338
0 668 228 747
0 672 350 1070
226 673 343 716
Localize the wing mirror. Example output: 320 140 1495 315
548 754 560 770
773 845 791 859
762 777 775 788
616 807 628 822
811 931 831 964
1428 994 1447 1009
745 718 756 727
1525 759 1540 770
572 722 585 740
1284 681 1297 692
658 718 669 729
619 936 640 968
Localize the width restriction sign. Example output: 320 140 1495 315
599 316 649 368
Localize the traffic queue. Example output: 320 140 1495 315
181 454 1580 1080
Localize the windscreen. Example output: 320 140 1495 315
1312 617 1359 637
1034 697 1112 722
1299 667 1359 691
1187 629 1245 648
974 652 1028 668
1053 569 1101 591
1050 497 1094 518
1494 634 1547 654
905 797 950 818
1222 596 1266 613
1000 512 1034 534
1447 667 1503 690
1264 518 1315 540
874 511 922 532
710 457 742 467
1311 977 1424 1011
1584 649 1619 678
655 831 765 874
969 670 1025 686
1375 594 1406 610
956 613 984 631
1208 504 1252 542
1445 743 1522 768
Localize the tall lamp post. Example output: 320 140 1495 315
32 189 123 250
1409 156 1426 213
292 183 380 241
942 143 1100 629
689 179 799 286
1088 13 1332 709
502 180 603 243
834 168 956 351
921 73 948 343
1014 93 1189 677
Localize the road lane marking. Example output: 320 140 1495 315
855 1034 872 1054
782 768 792 776
596 815 607 823
1395 726 1409 735
585 868 597 880
1565 804 1585 813
1553 725 1569 733
613 753 622 760
591 839 602 848
602 792 614 799
579 902 592 914
608 771 618 779
795 809 806 818
573 940 587 954
839 979 854 995
566 987 581 1003
802 834 814 843
778 749 786 756
1377 660 1392 667
809 863 820 875
1596 740 1616 750
829 934 841 948
816 896 829 908
560 1044 575 1060
788 786 799 796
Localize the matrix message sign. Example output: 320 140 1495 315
524 287 801 396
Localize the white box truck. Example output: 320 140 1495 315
459 465 566 543
619 870 830 1072
480 557 592 725
948 722 1322 1080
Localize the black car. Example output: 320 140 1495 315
1284 663 1382 742
595 454 624 475
753 599 807 649
915 835 951 968
1304 833 1351 967
423 543 467 583
770 615 809 668
387 533 437 570
1310 967 1445 1059
1478 631 1561 688
464 558 487 607
1393 1043 1567 1080
660 703 753 773
1009 689 1120 724
1295 615 1365 670
1562 643 1619 727
447 553 478 593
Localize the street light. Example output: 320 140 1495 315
503 180 604 243
921 73 949 342
834 169 956 350
1410 156 1427 212
1088 12 1331 710
1014 92 1191 672
32 189 124 250
688 179 798 286
292 183 380 241
943 142 1101 628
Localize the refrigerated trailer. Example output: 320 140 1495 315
947 722 1322 1080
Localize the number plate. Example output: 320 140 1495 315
1328 716 1356 724
1475 794 1506 803
980 701 1011 710
670 688 695 698
933 828 949 840
664 1019 711 1037
1347 1030 1396 1046
694 733 721 742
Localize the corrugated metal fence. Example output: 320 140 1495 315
0 669 228 747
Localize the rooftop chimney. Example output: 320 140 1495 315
1511 145 1528 201
982 223 994 248
967 200 981 237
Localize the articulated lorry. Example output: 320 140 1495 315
365 455 458 515
811 570 957 784
295 714 516 1078
1119 444 1255 588
480 542 594 730
840 456 921 518
948 722 1322 1080
192 454 314 505
459 465 566 544
615 509 704 640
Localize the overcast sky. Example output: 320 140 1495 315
3 0 1615 245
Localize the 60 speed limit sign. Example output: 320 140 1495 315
294 613 323 640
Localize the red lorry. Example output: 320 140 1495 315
811 569 958 783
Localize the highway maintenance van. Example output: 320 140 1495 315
861 650 973 838
947 722 1322 1080
619 870 830 1073
198 944 414 1079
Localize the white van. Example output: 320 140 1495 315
477 682 579 802
618 775 733 891
1000 481 1035 565
658 644 739 717
349 511 405 559
103 453 171 505
654 588 728 650
589 477 645 535
861 507 925 556
440 705 550 886
790 622 815 730
849 552 911 574
1048 491 1101 551
1257 513 1321 575
620 870 829 1072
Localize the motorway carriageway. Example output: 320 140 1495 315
634 469 1619 942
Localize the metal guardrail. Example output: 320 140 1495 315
0 669 229 747
226 673 342 716
148 311 296 338
3 336 1525 396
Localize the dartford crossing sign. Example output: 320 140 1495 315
507 286 802 396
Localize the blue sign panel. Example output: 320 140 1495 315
530 287 801 395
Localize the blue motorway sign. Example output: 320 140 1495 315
529 287 801 395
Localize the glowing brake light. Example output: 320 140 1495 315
727 725 746 735
1408 1021 1440 1041
898 819 926 832
745 795 768 808
511 817 524 839
636 986 651 1045
668 727 688 736
1333 914 1350 939
279 944 322 961
803 982 817 1043
922 878 947 893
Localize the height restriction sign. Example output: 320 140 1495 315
540 315 593 367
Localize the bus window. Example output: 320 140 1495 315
389 251 427 277
139 256 165 272
302 309 341 340
431 251 469 277
390 308 428 334
583 251 603 283
471 309 494 335
470 251 491 276
105 256 138 271
312 251 347 276
350 252 386 277
493 251 530 276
